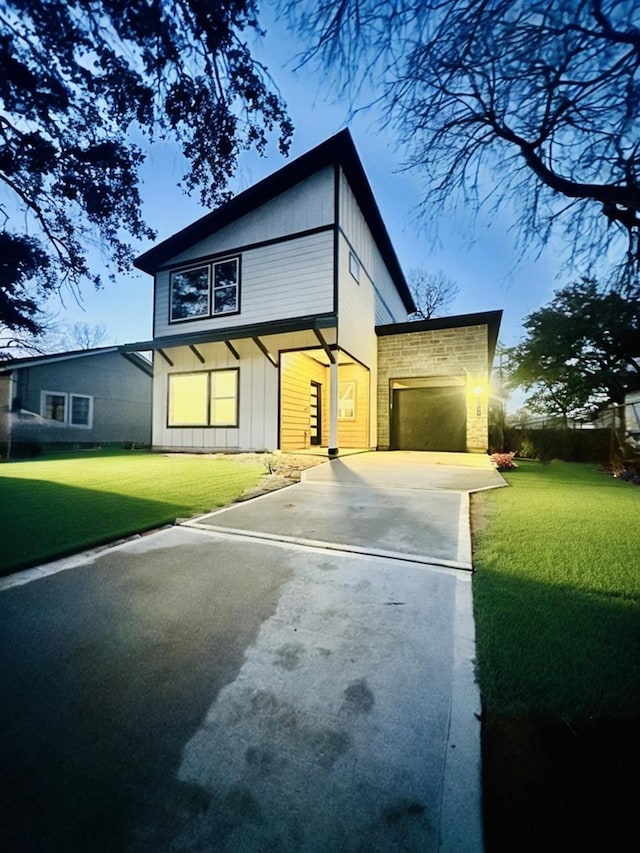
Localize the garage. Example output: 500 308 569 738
390 378 467 452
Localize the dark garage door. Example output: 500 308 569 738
391 386 467 451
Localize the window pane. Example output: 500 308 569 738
213 259 238 314
171 266 210 320
214 259 238 289
44 394 66 422
211 398 236 425
70 395 91 426
210 370 238 426
349 252 360 283
168 373 208 426
213 285 237 314
338 382 355 419
211 370 237 398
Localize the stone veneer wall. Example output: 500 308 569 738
377 324 490 452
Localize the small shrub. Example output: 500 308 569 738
491 451 518 471
519 437 536 459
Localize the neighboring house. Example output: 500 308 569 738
123 129 501 455
0 347 152 455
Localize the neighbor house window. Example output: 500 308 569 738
43 392 66 422
70 394 93 426
338 381 355 419
41 392 93 428
168 369 239 427
170 257 239 323
349 252 360 283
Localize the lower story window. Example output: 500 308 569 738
70 395 92 426
43 393 66 423
41 392 94 428
168 369 239 428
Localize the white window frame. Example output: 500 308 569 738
69 394 93 427
41 391 94 429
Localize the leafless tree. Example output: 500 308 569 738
407 268 459 319
285 0 640 283
65 323 109 350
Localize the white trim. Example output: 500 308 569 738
40 390 94 429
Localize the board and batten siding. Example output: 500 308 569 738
152 340 278 452
154 230 334 339
338 169 407 325
152 329 333 452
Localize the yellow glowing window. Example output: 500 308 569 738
338 381 355 419
210 370 238 426
168 373 209 426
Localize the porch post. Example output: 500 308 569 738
328 359 339 457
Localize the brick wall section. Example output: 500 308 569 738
377 324 490 452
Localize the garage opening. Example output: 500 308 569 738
390 376 467 452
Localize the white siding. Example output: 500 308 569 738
154 230 334 338
167 167 334 266
337 234 376 365
152 328 336 452
152 340 278 452
338 169 407 324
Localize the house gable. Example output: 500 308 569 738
134 130 414 349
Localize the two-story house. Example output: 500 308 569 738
123 130 501 455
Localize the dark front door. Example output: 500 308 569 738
391 386 466 451
310 381 322 445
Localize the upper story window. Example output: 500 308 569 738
349 252 360 283
41 391 93 428
170 257 240 323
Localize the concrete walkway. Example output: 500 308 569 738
0 451 505 852
177 450 505 851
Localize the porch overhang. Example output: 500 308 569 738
119 313 338 355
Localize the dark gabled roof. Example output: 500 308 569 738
376 310 503 372
0 346 153 377
134 129 415 313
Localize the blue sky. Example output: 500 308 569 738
52 4 561 395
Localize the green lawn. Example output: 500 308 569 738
472 459 640 850
473 459 640 716
0 449 265 576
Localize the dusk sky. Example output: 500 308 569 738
52 3 564 406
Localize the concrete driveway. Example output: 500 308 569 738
0 451 504 852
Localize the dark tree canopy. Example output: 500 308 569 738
287 0 640 279
0 0 293 340
507 278 640 421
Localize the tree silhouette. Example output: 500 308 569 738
506 277 640 421
407 268 459 320
287 0 640 281
0 0 293 338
